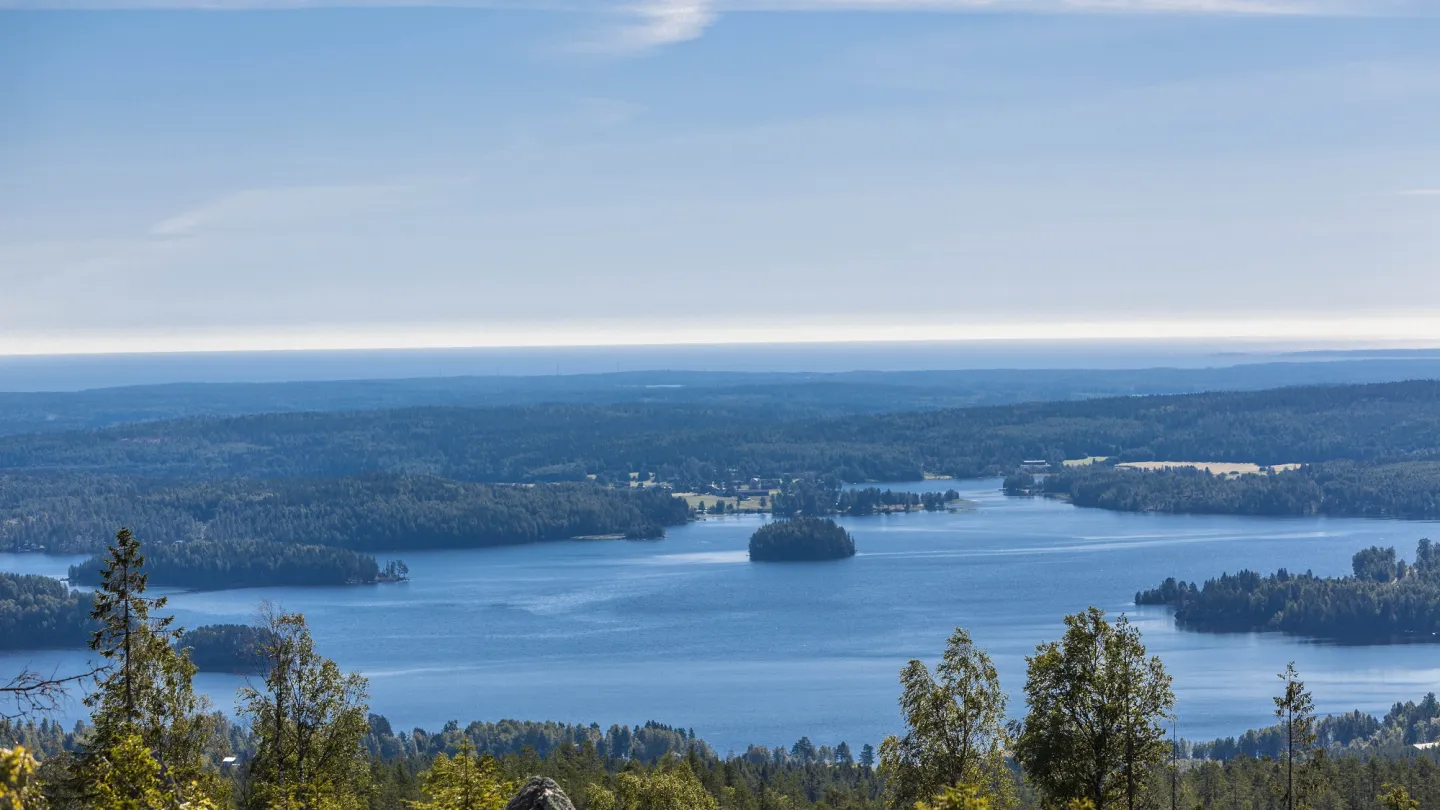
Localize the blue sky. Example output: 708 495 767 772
2 1 1438 354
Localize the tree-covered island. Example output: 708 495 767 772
748 517 857 562
1136 539 1440 641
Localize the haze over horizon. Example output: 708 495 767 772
4 1 1438 355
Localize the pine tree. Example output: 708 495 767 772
1273 663 1317 810
81 528 220 803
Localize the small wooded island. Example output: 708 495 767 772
176 624 269 673
1135 539 1440 641
748 517 856 562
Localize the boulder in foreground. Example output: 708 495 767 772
505 776 576 810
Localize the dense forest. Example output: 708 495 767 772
1043 461 1440 519
66 539 386 589
0 571 89 650
1136 539 1440 640
0 474 691 553
748 518 857 562
174 623 269 673
8 357 1440 435
1191 691 1440 760
2 380 1439 486
10 710 1440 810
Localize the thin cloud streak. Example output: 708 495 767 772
5 315 1440 356
0 0 1405 12
602 0 717 52
3 0 1416 55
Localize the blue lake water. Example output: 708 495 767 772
6 479 1439 754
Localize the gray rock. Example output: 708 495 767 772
504 776 577 810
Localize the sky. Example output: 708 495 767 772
1 0 1438 355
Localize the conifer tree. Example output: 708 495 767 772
1274 663 1317 810
80 528 220 803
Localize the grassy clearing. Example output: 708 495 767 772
1116 461 1301 475
672 493 774 513
1063 456 1110 467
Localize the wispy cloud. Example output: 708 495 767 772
1 0 1408 13
614 0 716 50
1 0 1424 54
1400 188 1440 197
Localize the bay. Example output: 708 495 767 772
5 479 1439 754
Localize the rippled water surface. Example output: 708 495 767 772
6 479 1438 753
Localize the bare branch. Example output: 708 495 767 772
0 660 109 722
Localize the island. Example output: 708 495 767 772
0 571 91 650
66 539 396 590
1135 539 1440 641
748 517 856 562
175 624 270 673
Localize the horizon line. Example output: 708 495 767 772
3 315 1440 358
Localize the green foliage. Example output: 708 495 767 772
68 539 382 590
1014 608 1174 810
609 763 718 810
1378 783 1419 810
81 529 221 799
1043 461 1440 519
174 625 269 674
0 573 89 651
748 518 856 562
238 607 371 810
1136 539 1440 640
1273 663 1318 810
0 746 44 810
1 475 689 554
914 785 990 810
90 732 219 810
1001 473 1036 496
879 629 1013 810
410 740 516 810
6 380 1440 492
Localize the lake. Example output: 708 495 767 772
5 479 1439 754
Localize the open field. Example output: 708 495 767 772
1063 456 1110 467
673 493 773 513
1116 461 1301 475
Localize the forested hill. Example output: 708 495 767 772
6 357 1440 435
1044 462 1440 519
0 474 691 553
66 539 383 589
1 380 1437 485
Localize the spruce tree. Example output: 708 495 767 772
1274 662 1317 810
81 528 220 803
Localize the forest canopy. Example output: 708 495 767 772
0 571 90 650
66 539 385 590
2 380 1438 486
748 518 857 562
1 474 692 553
1136 539 1440 640
1043 462 1440 519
